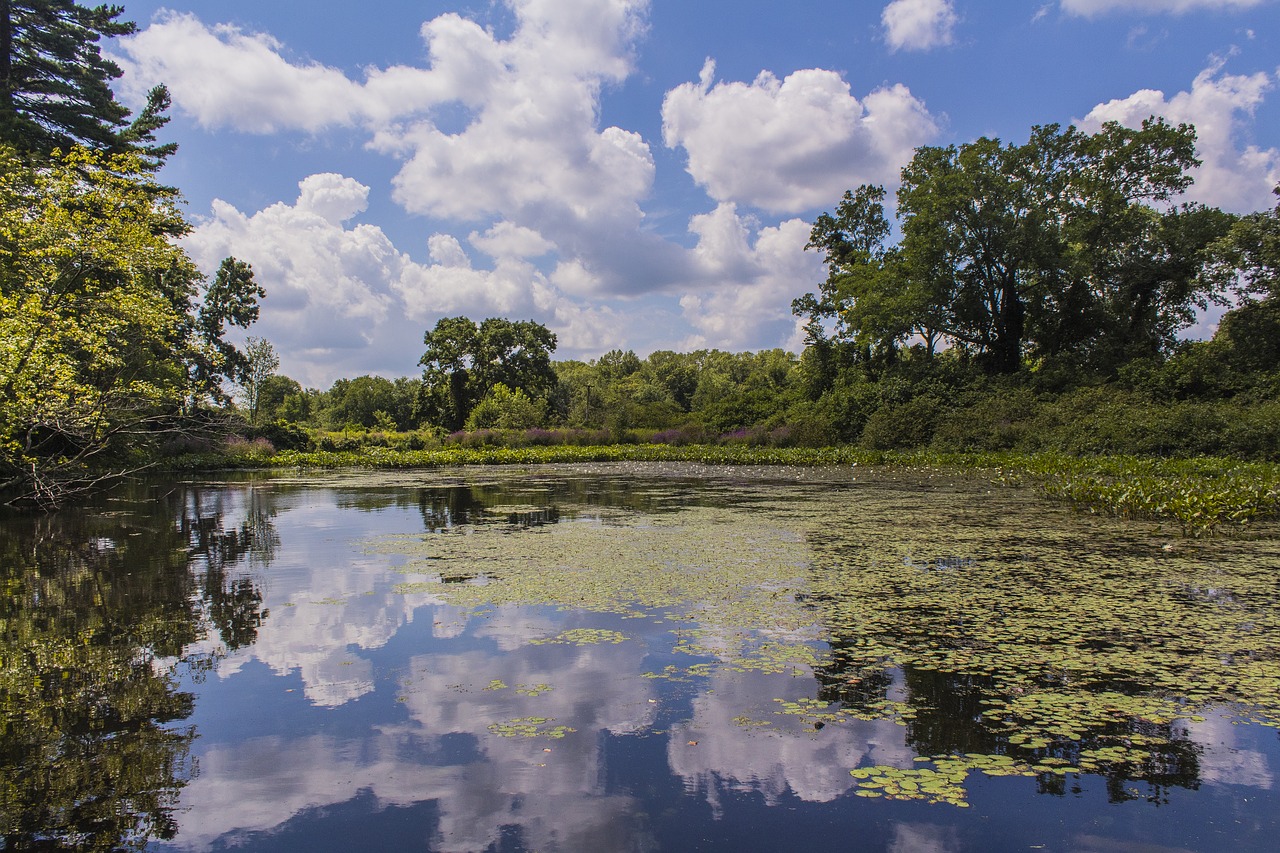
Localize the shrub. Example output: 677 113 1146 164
860 396 941 450
256 419 311 451
932 388 1040 452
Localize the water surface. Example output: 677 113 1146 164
2 463 1278 851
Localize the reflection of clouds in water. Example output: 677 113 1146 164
889 823 960 853
175 608 660 851
178 730 655 853
667 670 915 806
186 494 455 705
1188 711 1274 790
213 573 432 706
397 612 658 738
468 606 561 651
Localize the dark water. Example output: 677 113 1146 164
2 464 1278 852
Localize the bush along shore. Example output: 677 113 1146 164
172 437 1280 540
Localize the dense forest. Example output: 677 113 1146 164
2 1 1279 509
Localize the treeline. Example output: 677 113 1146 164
253 119 1280 460
250 307 1278 461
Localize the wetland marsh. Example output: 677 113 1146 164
3 463 1278 851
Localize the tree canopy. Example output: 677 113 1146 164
0 1 174 166
797 119 1232 377
0 146 261 505
420 317 558 431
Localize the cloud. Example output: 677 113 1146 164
114 12 425 132
678 205 824 351
183 175 564 385
131 2 864 373
1077 60 1280 212
662 60 939 213
369 0 654 227
1061 0 1270 16
881 0 959 52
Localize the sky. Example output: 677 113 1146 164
105 0 1280 388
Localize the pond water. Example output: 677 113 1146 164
3 463 1280 852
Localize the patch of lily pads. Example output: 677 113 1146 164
487 717 575 739
371 465 1280 806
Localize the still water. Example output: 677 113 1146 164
2 463 1279 852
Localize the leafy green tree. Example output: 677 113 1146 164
800 119 1218 377
1208 184 1280 300
465 382 547 430
0 1 174 167
0 146 193 504
420 317 557 430
0 145 265 505
318 375 419 430
187 257 264 407
237 336 279 425
255 374 306 423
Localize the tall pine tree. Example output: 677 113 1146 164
0 1 173 166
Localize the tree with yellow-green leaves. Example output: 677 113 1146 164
0 145 261 507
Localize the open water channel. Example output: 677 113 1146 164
2 463 1279 851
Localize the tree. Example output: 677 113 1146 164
0 1 174 167
0 146 192 504
188 257 265 408
420 317 557 430
319 375 418 430
237 337 279 425
796 185 936 373
1208 184 1280 301
0 146 264 506
254 374 306 423
798 119 1221 377
465 383 547 430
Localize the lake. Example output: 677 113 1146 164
3 462 1278 852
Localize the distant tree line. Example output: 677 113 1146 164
252 120 1279 459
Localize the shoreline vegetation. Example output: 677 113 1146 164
170 439 1280 540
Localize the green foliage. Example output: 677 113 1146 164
0 146 194 503
188 257 264 405
798 119 1222 376
1 1 138 158
465 382 547 431
255 418 311 452
237 336 279 425
318 374 420 431
1206 184 1280 300
0 144 267 505
1024 454 1280 537
420 316 557 430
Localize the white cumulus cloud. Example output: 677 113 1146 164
125 1 869 371
1078 60 1280 212
662 60 939 213
678 205 824 351
882 0 959 52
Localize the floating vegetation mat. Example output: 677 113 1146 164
371 466 1280 806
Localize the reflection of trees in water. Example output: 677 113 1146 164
0 481 277 850
813 650 1203 802
411 471 801 533
172 485 277 651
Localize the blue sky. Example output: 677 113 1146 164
109 0 1280 387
